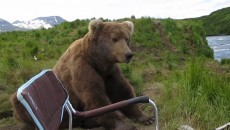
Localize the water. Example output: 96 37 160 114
206 35 230 61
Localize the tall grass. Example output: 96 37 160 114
160 58 230 129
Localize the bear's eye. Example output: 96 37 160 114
112 38 119 42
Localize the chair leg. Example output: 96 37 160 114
149 99 159 130
65 105 73 130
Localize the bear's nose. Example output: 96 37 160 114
125 53 133 61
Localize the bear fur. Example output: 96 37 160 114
11 19 153 130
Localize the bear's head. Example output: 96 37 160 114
88 19 134 63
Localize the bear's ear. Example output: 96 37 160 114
122 21 134 34
88 19 103 34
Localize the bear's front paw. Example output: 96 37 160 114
136 115 154 126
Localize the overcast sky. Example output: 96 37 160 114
1 0 230 22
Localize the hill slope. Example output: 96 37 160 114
198 7 230 36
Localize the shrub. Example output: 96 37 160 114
221 59 230 64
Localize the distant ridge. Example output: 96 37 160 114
197 7 230 36
0 18 22 32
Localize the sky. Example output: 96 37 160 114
1 0 230 23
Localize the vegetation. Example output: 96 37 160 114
221 58 230 65
159 58 229 129
196 7 230 36
0 17 229 130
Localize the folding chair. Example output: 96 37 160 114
17 69 159 130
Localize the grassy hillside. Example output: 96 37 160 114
0 18 229 130
198 7 230 36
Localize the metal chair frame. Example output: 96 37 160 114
17 69 159 130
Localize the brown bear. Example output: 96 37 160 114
11 19 153 130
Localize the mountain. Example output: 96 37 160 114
0 16 67 32
12 16 66 29
197 7 230 36
0 18 21 32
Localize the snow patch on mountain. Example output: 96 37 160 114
13 20 52 29
12 16 66 29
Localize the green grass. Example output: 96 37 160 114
158 58 230 129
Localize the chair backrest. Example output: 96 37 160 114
17 69 69 130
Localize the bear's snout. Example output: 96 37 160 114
125 53 133 63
